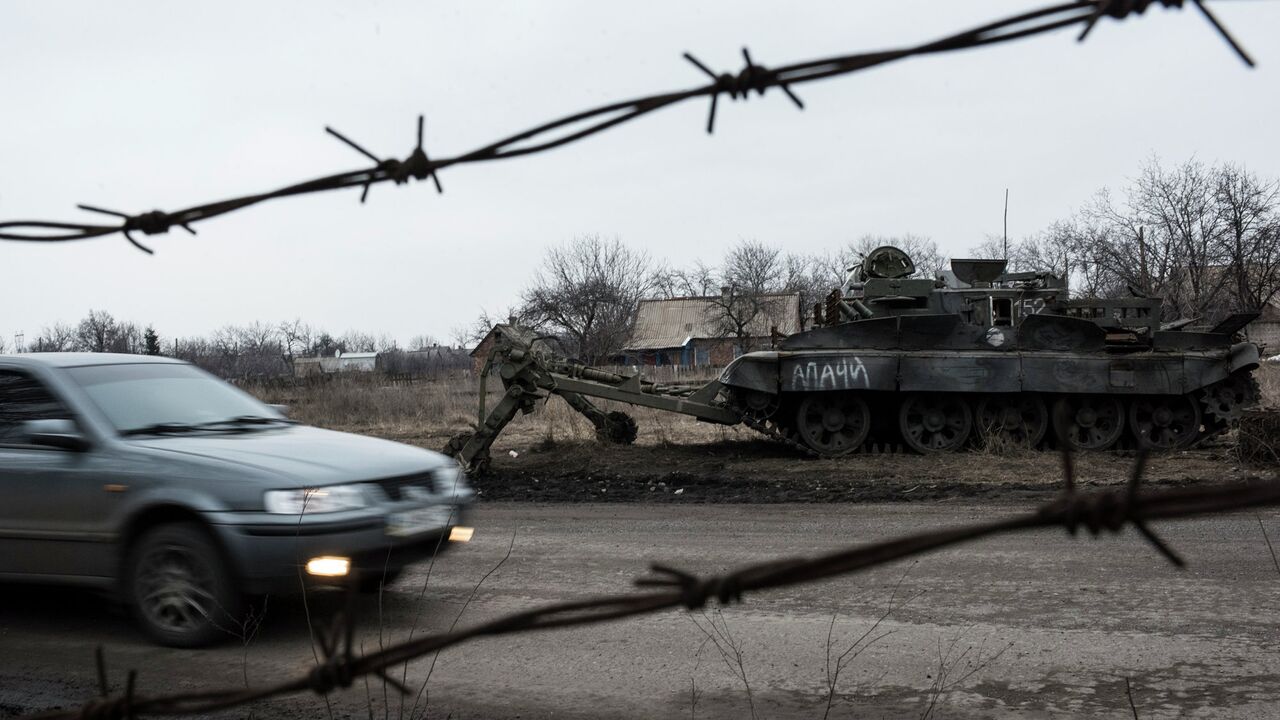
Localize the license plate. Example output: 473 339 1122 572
386 506 454 537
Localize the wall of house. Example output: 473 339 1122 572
471 335 496 375
1247 322 1280 356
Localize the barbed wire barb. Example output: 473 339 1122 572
1192 0 1255 66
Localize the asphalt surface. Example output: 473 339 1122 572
2 501 1279 719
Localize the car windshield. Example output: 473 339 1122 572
64 363 284 436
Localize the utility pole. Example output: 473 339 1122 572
1002 188 1009 259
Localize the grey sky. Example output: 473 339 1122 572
2 1 1278 347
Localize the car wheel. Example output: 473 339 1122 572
126 523 243 647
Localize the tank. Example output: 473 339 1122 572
718 245 1262 455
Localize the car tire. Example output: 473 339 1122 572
125 522 243 648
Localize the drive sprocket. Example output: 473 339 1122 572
1200 372 1260 425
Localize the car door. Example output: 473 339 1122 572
0 368 118 580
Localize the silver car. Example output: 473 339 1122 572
0 353 473 647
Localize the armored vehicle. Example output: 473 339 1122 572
718 246 1261 455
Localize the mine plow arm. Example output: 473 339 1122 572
446 324 740 474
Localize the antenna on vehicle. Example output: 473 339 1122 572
1003 188 1009 259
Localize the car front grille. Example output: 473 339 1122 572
372 471 435 500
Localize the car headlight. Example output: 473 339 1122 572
264 484 369 514
432 462 466 498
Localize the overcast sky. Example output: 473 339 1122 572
3 1 1278 348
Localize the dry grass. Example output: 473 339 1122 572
244 373 753 452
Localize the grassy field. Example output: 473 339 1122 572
245 367 755 452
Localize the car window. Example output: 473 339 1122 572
64 362 274 433
0 370 72 443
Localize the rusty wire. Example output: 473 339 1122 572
0 0 1257 254
20 449 1280 720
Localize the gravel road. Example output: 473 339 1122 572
2 501 1278 719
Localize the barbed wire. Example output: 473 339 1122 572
0 0 1257 254
20 446 1280 720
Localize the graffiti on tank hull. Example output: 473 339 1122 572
790 357 870 391
1020 297 1048 316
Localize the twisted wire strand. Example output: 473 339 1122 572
0 0 1255 253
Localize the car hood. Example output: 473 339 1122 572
126 425 451 487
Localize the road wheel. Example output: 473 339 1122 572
126 523 242 647
597 411 638 445
1129 395 1201 449
1053 395 1125 451
898 394 972 453
975 395 1048 449
795 392 871 456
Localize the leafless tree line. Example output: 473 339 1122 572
6 312 464 380
970 158 1280 323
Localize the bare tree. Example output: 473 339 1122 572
782 251 842 326
654 260 717 299
520 235 657 363
278 319 316 360
967 224 1078 280
1131 158 1229 318
73 310 142 353
231 322 280 357
75 310 118 353
704 240 787 353
408 334 441 350
1215 163 1280 310
31 323 76 352
1066 158 1276 320
722 240 782 294
339 330 377 353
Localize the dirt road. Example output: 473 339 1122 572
2 502 1278 719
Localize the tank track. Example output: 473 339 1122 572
740 412 819 457
730 368 1259 457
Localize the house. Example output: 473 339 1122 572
617 292 803 367
383 346 472 376
470 327 500 376
291 350 378 377
1246 296 1280 352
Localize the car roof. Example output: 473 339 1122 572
0 352 188 368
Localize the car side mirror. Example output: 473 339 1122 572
23 418 91 452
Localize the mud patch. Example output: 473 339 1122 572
467 439 1269 504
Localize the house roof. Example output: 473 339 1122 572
622 293 802 351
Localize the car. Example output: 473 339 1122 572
0 352 474 647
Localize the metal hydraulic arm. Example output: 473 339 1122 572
444 324 740 474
